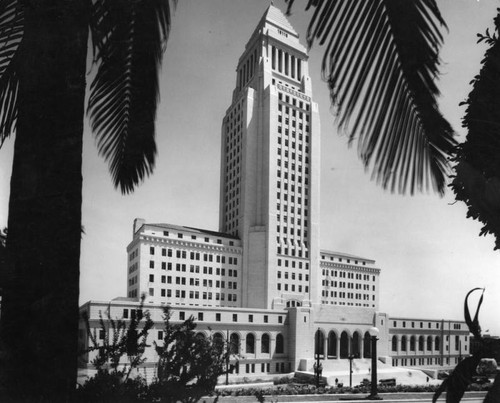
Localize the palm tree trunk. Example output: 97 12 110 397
1 1 89 400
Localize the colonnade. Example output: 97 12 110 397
314 329 373 359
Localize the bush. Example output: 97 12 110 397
75 371 150 403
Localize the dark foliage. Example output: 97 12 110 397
0 1 174 399
451 8 500 250
150 307 230 403
286 0 456 195
82 295 153 379
76 372 150 403
433 288 500 402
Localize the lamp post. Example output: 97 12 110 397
367 327 382 400
348 354 355 387
314 328 323 387
226 329 230 385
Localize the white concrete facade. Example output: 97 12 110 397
79 5 470 381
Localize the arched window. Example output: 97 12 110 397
435 336 440 351
427 336 433 351
401 336 407 351
418 336 424 351
196 332 205 339
261 334 270 354
340 331 349 358
276 333 284 354
391 336 398 352
230 333 240 354
327 331 337 357
352 332 361 357
410 336 416 351
246 334 255 354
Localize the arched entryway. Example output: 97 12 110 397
363 331 371 358
340 331 350 358
327 331 337 358
315 329 325 358
352 331 361 358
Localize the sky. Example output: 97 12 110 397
1 0 500 333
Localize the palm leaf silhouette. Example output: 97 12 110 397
88 0 175 194
286 0 456 195
0 0 23 145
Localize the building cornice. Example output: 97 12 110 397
138 234 243 255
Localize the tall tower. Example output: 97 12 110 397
219 5 321 309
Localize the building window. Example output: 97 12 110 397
233 314 238 322
249 314 253 323
216 313 221 322
276 334 284 354
198 312 204 321
150 247 154 255
246 334 255 354
179 312 185 321
261 333 270 354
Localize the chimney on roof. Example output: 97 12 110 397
133 218 145 236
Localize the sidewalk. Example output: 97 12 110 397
201 391 487 402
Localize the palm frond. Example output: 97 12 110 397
88 0 175 194
451 9 500 249
0 0 23 146
464 287 484 340
286 0 456 195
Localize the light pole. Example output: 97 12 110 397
367 327 382 400
314 328 323 387
346 353 359 387
225 329 230 385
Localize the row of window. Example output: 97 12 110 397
278 104 310 122
277 90 310 111
148 274 238 289
392 320 447 329
148 261 239 277
276 245 309 258
276 283 309 293
149 230 236 246
322 280 375 291
150 248 239 265
392 335 441 352
323 270 374 280
277 271 309 281
213 332 285 355
149 288 239 302
393 357 444 366
176 311 283 325
321 255 367 265
277 259 309 270
321 290 375 301
321 301 373 307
